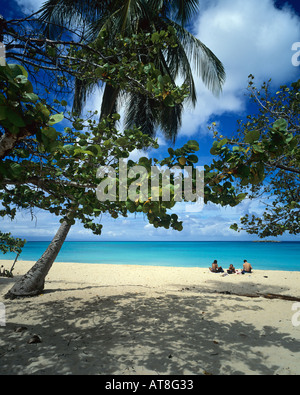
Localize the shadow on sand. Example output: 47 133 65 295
0 281 300 375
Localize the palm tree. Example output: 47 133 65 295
39 0 225 140
5 1 225 298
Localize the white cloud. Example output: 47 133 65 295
3 194 297 242
0 210 60 239
128 149 149 162
181 0 300 136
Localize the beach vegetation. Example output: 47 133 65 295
208 76 300 238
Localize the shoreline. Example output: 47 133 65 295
1 260 300 375
1 240 299 273
1 258 299 273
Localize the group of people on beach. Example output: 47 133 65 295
209 259 253 275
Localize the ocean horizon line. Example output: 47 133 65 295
14 239 300 243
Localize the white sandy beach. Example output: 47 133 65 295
0 260 300 375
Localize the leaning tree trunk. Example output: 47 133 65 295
4 78 120 300
5 217 73 299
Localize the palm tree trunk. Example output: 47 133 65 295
5 216 74 299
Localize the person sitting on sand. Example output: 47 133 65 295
227 264 236 274
209 260 224 273
242 260 253 274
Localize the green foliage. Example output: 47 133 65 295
0 64 246 240
69 29 190 109
0 63 62 157
208 77 300 238
0 231 26 255
0 63 199 236
0 64 42 134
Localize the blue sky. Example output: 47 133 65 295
1 0 300 242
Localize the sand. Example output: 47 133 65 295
0 259 300 375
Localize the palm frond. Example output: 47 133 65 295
38 0 225 142
150 0 200 27
39 0 114 38
163 39 197 105
72 77 97 115
100 84 120 120
169 20 226 96
124 91 183 141
168 0 200 26
159 101 182 142
124 93 157 137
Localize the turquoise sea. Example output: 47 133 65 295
1 241 299 272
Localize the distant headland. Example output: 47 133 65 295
253 240 281 243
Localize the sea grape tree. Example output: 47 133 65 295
208 76 300 238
